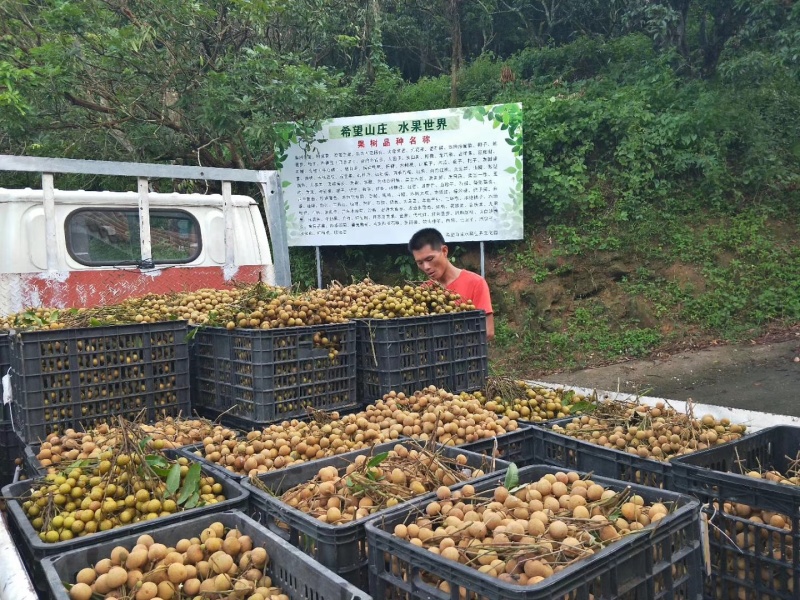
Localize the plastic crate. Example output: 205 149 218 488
8 322 190 444
242 440 509 591
42 510 370 600
1 458 248 589
356 312 488 405
192 322 357 426
0 332 10 421
22 442 46 478
449 312 489 393
528 419 673 488
366 464 703 600
0 420 23 487
459 422 538 467
671 425 800 600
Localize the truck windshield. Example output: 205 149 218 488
65 209 201 266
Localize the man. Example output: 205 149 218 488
409 228 494 340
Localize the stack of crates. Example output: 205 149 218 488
356 311 488 405
191 322 357 428
9 322 190 444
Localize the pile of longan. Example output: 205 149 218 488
66 523 289 600
551 401 746 461
278 443 487 523
1 279 476 332
193 388 520 478
390 471 673 589
35 419 239 474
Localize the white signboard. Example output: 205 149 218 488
281 103 523 247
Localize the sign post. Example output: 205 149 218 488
315 246 323 289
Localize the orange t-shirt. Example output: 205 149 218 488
447 270 493 315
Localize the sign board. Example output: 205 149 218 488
281 103 523 247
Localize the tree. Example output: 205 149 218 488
0 0 352 168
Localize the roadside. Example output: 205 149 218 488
539 333 800 416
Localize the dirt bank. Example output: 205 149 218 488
540 334 800 416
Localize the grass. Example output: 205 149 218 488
489 206 800 376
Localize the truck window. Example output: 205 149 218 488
66 209 201 266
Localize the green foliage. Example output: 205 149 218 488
363 71 450 115
289 248 318 290
676 212 800 335
498 301 663 373
0 0 351 168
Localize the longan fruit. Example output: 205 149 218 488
75 568 96 585
168 562 188 584
135 581 158 600
158 580 176 600
205 537 223 553
106 566 128 589
147 543 168 562
183 578 201 596
69 583 93 600
126 549 149 570
250 547 268 567
548 520 568 540
209 551 234 574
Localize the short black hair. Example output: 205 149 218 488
408 228 445 253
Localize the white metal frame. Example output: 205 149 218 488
0 155 292 285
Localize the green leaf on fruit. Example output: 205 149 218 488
184 490 201 509
178 463 202 505
166 463 181 496
367 452 388 469
504 463 519 490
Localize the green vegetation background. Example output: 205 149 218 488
1 0 798 375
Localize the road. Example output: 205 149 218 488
541 335 800 417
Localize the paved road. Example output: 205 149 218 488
541 336 800 417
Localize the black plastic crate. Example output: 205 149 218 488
366 464 703 600
1 458 248 589
8 322 190 444
449 312 489 393
192 322 357 426
0 332 10 421
243 440 509 591
671 425 800 600
356 312 487 405
42 510 370 600
22 442 47 478
460 422 537 467
0 420 23 487
529 419 673 488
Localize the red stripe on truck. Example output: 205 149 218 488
16 265 267 309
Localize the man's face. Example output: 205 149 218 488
412 243 450 282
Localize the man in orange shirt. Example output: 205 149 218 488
409 228 494 340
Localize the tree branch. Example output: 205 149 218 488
64 92 117 114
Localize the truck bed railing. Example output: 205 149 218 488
0 155 291 286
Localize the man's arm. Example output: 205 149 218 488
486 313 495 341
